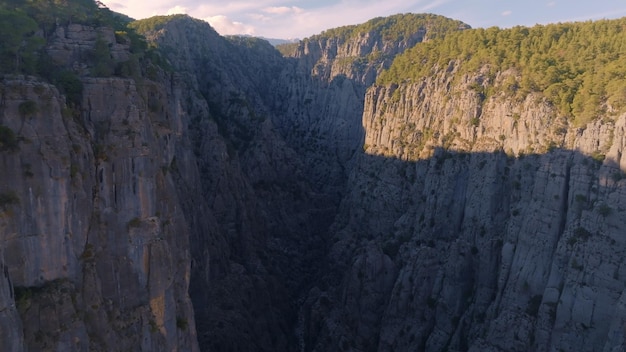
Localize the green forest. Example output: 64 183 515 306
315 13 469 43
277 13 468 57
378 19 626 126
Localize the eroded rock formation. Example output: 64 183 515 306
2 10 626 352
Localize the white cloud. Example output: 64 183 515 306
263 6 304 15
547 1 556 6
249 13 272 22
195 1 287 16
205 15 256 36
502 10 512 16
166 5 188 15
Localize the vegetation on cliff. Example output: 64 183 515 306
0 8 42 73
277 13 469 57
315 13 469 43
0 0 180 114
128 14 189 34
0 0 149 77
379 18 626 126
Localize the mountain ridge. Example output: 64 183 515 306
1 2 626 351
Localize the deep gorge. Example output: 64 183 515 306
1 4 626 351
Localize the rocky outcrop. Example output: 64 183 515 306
47 24 130 73
143 15 470 351
137 16 334 351
272 14 470 200
0 29 198 351
2 14 329 351
299 63 626 351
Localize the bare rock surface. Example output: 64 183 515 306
0 71 198 351
300 62 626 351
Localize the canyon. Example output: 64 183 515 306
1 9 626 352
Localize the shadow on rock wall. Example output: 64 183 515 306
299 146 626 352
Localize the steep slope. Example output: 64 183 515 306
132 15 331 351
300 20 626 352
0 25 199 351
131 13 471 351
274 14 470 200
1 6 473 350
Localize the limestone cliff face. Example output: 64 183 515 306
1 15 331 351
138 16 334 351
273 14 470 199
0 24 198 351
285 14 469 86
300 63 626 351
46 24 131 72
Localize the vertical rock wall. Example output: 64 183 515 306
0 54 198 352
300 63 626 351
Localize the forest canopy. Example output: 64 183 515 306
378 18 626 126
315 13 469 43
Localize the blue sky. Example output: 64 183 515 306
100 0 626 39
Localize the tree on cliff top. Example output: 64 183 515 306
0 9 42 73
378 18 626 126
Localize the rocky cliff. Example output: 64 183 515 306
133 14 470 351
273 14 470 200
299 62 626 351
139 17 326 351
0 11 470 351
0 24 198 352
3 5 626 352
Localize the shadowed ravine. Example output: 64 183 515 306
298 148 626 351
